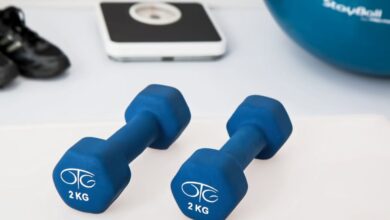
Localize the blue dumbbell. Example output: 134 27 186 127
171 95 293 219
53 84 191 213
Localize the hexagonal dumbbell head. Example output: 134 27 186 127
53 84 191 213
227 95 293 159
125 84 191 149
171 95 292 219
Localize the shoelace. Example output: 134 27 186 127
0 21 23 53
0 6 40 44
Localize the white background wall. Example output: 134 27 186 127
1 0 260 8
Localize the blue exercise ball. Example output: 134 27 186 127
265 0 390 77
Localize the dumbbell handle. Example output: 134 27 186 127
220 125 266 170
106 111 160 163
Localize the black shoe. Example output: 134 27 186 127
0 6 70 78
0 51 18 87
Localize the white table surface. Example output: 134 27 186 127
0 116 389 219
0 4 389 126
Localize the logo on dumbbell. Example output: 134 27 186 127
60 168 96 190
181 181 219 203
